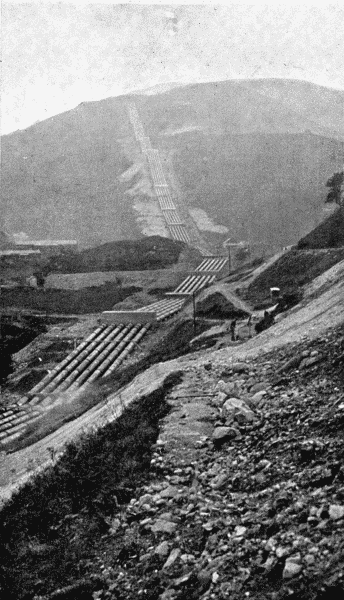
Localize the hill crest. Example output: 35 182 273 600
1 78 343 249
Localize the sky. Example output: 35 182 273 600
2 1 344 134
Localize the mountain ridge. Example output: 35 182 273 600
1 78 343 248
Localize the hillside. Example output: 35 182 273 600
298 206 344 249
1 79 343 249
46 236 189 273
244 204 344 306
246 248 344 307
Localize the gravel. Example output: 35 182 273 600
38 323 344 600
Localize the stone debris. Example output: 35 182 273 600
155 541 170 557
32 324 344 600
283 555 303 579
151 520 177 534
163 548 181 570
221 397 256 423
329 504 344 520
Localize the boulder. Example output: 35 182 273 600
212 426 238 444
155 541 170 557
212 391 228 407
282 556 302 579
151 520 177 534
233 525 247 538
160 486 179 499
210 473 230 489
276 355 302 374
250 390 267 405
329 504 344 520
300 355 322 369
216 380 239 396
163 548 181 570
222 397 256 423
250 382 268 394
231 362 249 374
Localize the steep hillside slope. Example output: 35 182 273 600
298 206 344 249
1 79 343 248
171 131 342 248
1 98 135 247
246 248 344 306
244 204 344 305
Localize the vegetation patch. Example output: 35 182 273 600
246 248 344 306
46 236 186 274
0 371 181 599
298 205 344 249
0 283 141 314
196 292 249 319
0 315 47 386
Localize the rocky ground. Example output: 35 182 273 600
2 257 344 600
42 322 344 600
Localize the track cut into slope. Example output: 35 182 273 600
203 257 344 365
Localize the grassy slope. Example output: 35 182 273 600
246 248 344 306
47 236 186 273
1 98 137 247
298 206 344 249
171 131 343 248
136 79 344 248
246 205 344 305
0 283 141 314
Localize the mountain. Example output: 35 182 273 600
1 79 343 249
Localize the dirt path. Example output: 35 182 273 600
191 259 344 367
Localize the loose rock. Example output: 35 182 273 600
163 548 181 570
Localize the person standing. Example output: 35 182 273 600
247 314 252 338
230 319 237 341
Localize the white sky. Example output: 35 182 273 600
2 1 344 134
